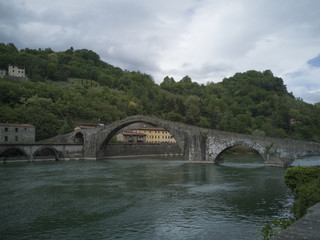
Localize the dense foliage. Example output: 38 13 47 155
284 166 320 219
261 219 293 240
1 42 320 141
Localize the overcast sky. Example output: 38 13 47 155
1 0 320 103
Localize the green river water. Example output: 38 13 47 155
0 154 308 240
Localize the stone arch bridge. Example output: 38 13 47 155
1 115 320 167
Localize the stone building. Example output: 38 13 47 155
0 123 35 143
8 65 25 78
0 69 6 78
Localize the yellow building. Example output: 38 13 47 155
133 127 176 143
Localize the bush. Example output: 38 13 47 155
284 166 320 219
284 166 320 192
292 177 320 219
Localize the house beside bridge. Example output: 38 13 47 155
0 123 35 143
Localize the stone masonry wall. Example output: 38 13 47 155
104 143 182 157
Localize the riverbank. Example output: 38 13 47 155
273 201 320 239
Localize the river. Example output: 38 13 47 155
0 155 299 240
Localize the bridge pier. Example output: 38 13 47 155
264 155 293 168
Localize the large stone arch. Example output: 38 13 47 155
95 116 185 159
0 147 29 161
214 143 265 163
33 146 60 160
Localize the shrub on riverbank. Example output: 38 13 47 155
284 166 320 219
261 165 320 239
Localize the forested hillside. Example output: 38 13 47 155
1 43 320 141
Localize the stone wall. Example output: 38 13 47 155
273 202 320 239
103 143 182 157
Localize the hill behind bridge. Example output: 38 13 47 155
0 42 320 142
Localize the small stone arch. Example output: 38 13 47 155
33 146 60 161
74 132 84 144
214 143 265 163
96 117 183 159
0 147 29 161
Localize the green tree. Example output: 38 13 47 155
185 95 200 125
19 95 63 140
284 166 320 219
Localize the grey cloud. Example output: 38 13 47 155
189 63 234 83
1 0 320 102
